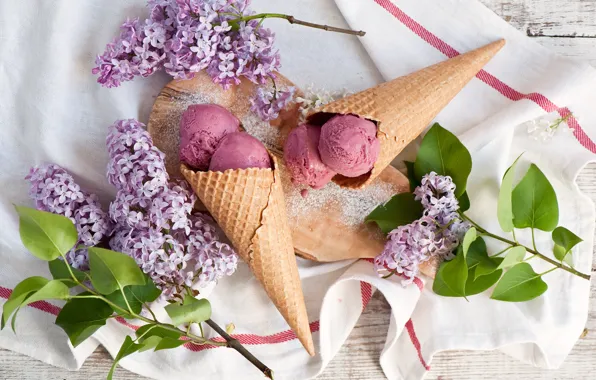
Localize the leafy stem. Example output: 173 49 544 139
144 303 158 321
120 287 134 315
460 213 590 280
550 112 573 131
227 13 366 36
71 290 224 346
490 247 511 258
531 228 537 252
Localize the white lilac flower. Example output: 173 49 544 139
295 85 351 121
523 113 575 142
376 172 469 285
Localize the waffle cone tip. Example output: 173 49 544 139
180 155 315 355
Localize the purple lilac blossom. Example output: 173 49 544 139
106 119 238 299
250 86 296 121
93 1 290 121
375 172 470 285
93 0 281 91
25 164 113 270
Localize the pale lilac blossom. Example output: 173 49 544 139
93 0 290 121
25 119 239 299
250 86 296 121
106 119 238 299
25 164 113 270
375 172 469 285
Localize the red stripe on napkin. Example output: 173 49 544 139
373 0 596 154
361 282 373 311
405 319 431 370
0 286 61 316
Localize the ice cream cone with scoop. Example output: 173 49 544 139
288 39 505 190
178 105 315 356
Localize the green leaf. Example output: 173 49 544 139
15 206 78 261
108 336 142 380
465 261 503 296
496 246 526 270
106 275 161 316
88 248 146 295
1 276 48 329
414 123 472 197
135 324 182 342
491 263 548 302
49 259 86 287
465 237 488 269
458 191 470 212
465 238 501 279
21 280 70 306
512 164 559 231
165 295 212 326
497 154 523 233
461 227 477 256
404 161 419 192
432 247 468 297
155 337 187 351
365 193 423 234
552 226 582 261
475 256 501 279
563 252 574 268
3 279 69 332
56 295 113 347
138 336 163 352
553 245 565 262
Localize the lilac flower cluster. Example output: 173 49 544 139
25 164 113 270
250 86 295 121
93 0 281 91
375 172 470 285
25 120 238 299
106 119 238 298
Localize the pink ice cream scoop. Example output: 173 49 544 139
209 132 272 172
284 124 336 189
179 104 240 170
318 114 380 177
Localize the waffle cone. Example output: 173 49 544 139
308 39 505 189
180 155 315 356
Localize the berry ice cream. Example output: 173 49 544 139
284 124 336 189
318 115 380 177
179 104 240 170
209 132 272 172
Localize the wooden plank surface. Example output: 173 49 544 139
2 1 596 379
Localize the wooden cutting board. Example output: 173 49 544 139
147 71 437 277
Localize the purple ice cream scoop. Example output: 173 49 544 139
179 104 240 170
284 124 336 189
318 114 380 177
209 132 272 172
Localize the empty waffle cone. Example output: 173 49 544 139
307 39 505 189
180 155 315 356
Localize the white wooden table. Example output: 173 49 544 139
1 1 595 379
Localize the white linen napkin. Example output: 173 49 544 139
0 0 594 379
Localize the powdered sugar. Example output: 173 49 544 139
280 165 397 228
241 112 281 148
